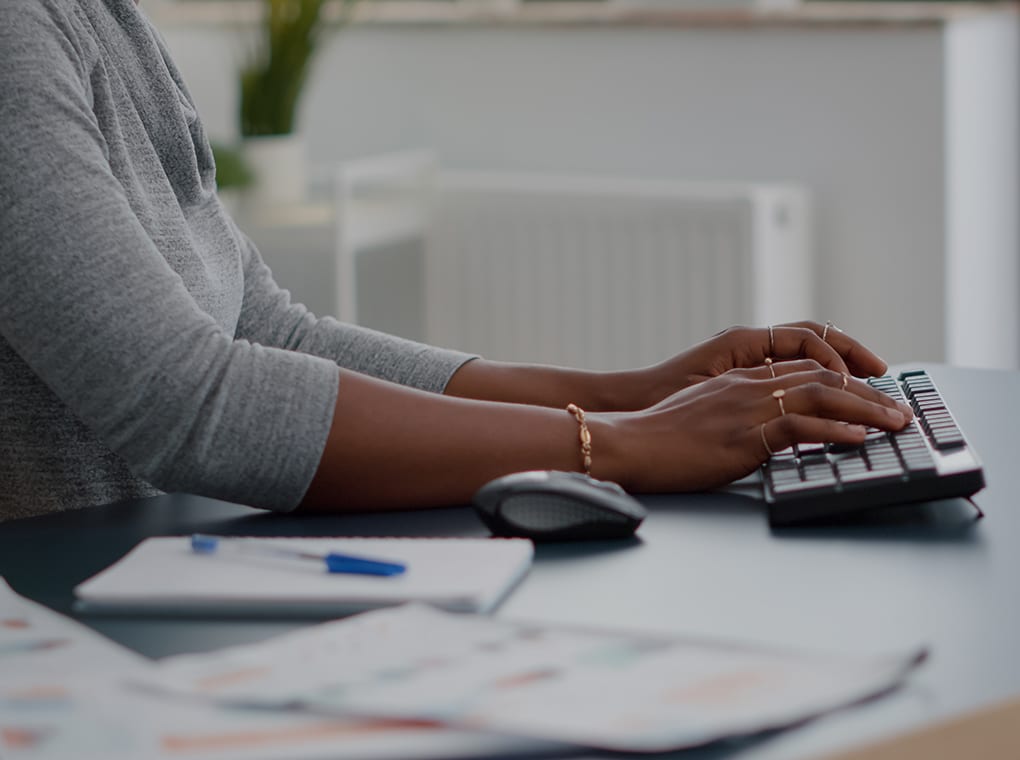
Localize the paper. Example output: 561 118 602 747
0 579 561 760
74 536 533 615
139 604 927 753
2 678 559 760
0 578 146 677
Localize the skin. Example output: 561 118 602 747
299 321 913 512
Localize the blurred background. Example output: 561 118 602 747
148 0 1019 371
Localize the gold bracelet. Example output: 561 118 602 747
565 403 593 476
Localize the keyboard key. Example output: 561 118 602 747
838 466 905 488
869 377 908 404
833 457 869 480
828 441 864 454
931 431 966 450
901 453 937 475
771 477 838 496
801 461 837 485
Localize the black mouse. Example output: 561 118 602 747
472 470 648 542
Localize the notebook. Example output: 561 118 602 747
74 536 533 617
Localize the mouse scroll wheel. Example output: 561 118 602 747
500 495 625 531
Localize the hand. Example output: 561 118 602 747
595 362 912 493
630 321 888 409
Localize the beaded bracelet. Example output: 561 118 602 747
565 403 593 476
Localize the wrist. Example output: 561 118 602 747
593 368 665 412
584 412 637 490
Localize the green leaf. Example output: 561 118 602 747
239 0 359 138
210 142 255 189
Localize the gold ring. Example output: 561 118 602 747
760 422 776 457
773 388 787 416
841 372 849 391
764 357 776 378
767 325 776 355
822 320 835 343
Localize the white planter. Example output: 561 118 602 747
242 134 307 208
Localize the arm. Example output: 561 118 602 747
230 221 474 392
301 357 911 511
443 322 889 411
0 4 337 511
301 321 902 510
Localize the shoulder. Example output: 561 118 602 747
0 0 88 39
0 0 98 83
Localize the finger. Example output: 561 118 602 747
760 415 868 458
731 364 912 420
768 358 831 379
729 358 828 382
781 320 887 378
776 367 912 417
766 376 911 430
842 375 914 420
769 326 850 376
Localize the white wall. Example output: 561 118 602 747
156 8 1020 367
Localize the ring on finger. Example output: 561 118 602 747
764 357 776 378
760 422 776 457
767 325 776 355
772 388 787 416
841 372 849 391
822 320 837 343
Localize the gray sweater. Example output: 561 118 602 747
0 0 473 522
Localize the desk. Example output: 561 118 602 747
2 364 1018 759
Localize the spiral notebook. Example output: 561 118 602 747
74 536 533 617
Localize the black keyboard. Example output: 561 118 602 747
763 370 985 527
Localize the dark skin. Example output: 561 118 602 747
300 322 912 511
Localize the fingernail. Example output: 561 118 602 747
898 402 914 419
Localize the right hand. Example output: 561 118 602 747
593 360 913 493
621 322 889 412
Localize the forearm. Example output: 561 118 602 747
443 357 658 412
298 344 911 512
442 320 893 413
299 370 623 512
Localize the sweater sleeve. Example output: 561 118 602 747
0 3 338 511
229 220 477 394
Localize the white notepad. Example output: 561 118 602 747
74 536 533 616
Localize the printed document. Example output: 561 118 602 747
140 603 926 752
0 579 559 760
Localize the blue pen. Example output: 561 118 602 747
189 534 406 577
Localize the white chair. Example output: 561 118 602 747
334 151 438 325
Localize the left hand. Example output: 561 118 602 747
630 321 888 409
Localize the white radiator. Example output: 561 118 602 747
424 173 812 370
337 156 813 371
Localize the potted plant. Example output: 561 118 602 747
210 141 255 215
239 0 355 206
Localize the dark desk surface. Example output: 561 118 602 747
2 364 1016 760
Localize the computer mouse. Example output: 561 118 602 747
472 470 648 542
